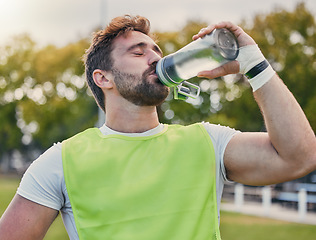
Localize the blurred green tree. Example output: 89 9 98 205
0 36 97 167
0 35 35 167
19 39 98 151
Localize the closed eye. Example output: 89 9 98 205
127 42 162 57
133 51 144 56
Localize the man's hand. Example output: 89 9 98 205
192 21 256 47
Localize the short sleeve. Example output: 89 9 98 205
17 143 65 210
202 122 240 182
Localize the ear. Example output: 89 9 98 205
92 69 114 89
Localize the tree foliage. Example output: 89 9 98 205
229 2 316 132
0 36 97 164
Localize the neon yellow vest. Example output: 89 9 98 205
62 123 221 240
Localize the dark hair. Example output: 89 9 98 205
83 15 152 112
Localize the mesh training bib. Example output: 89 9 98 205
62 123 221 240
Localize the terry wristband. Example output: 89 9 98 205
237 45 275 91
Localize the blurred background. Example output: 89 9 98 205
1 0 315 172
0 0 316 239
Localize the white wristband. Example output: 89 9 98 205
248 64 275 91
237 45 275 91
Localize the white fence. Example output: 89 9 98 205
223 183 316 222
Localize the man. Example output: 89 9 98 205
0 15 315 240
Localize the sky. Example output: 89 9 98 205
0 0 315 47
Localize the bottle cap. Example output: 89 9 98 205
215 28 239 60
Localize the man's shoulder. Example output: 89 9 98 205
62 128 100 146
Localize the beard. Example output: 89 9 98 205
112 66 170 106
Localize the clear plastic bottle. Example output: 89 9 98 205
156 28 239 99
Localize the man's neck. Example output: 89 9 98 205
105 103 160 133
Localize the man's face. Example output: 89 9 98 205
110 31 170 106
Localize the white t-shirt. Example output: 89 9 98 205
17 122 238 240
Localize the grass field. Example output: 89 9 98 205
1 176 316 240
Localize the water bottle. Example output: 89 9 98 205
156 28 239 100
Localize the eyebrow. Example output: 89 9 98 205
127 42 163 57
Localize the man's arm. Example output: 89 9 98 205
224 74 316 185
0 194 59 240
194 22 316 186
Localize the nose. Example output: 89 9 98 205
148 49 162 65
